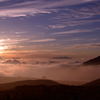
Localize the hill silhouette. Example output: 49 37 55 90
0 79 59 91
0 79 100 100
3 59 21 64
83 56 100 65
83 79 100 86
0 77 36 84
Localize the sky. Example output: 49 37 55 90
0 0 100 82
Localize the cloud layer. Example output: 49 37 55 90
0 0 98 18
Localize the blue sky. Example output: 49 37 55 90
0 0 100 58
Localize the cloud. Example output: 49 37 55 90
54 29 92 35
49 1 100 29
31 60 59 65
67 43 100 49
49 19 100 29
15 31 27 35
0 38 30 52
52 1 100 20
0 8 50 18
31 38 56 43
7 0 96 8
0 37 57 54
48 25 66 29
37 0 95 8
0 0 97 18
0 0 8 2
52 56 71 60
0 38 28 46
55 7 100 20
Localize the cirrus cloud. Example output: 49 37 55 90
0 0 98 18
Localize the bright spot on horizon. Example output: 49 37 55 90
0 46 8 53
0 39 9 53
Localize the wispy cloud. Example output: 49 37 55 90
49 19 100 29
0 38 29 50
54 29 92 35
7 0 96 8
49 1 100 29
0 0 97 18
66 43 100 49
0 8 50 18
48 25 66 29
54 5 100 20
31 38 56 43
0 0 8 2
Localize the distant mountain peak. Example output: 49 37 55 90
83 56 100 65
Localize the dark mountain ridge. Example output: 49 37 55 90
83 56 100 65
83 79 100 86
0 79 100 100
0 79 60 91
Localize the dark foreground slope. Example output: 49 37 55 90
83 56 100 65
0 79 100 100
83 79 100 86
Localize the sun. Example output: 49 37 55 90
0 46 8 53
0 39 9 54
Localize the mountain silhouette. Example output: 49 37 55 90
0 79 100 100
0 77 37 84
3 59 21 64
0 79 60 91
83 79 100 86
83 56 100 65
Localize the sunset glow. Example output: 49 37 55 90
0 1 99 100
0 0 99 82
0 46 8 53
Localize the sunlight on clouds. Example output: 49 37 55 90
0 0 97 18
0 0 99 83
0 8 50 18
0 0 8 2
0 46 8 53
0 39 9 53
0 63 100 81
